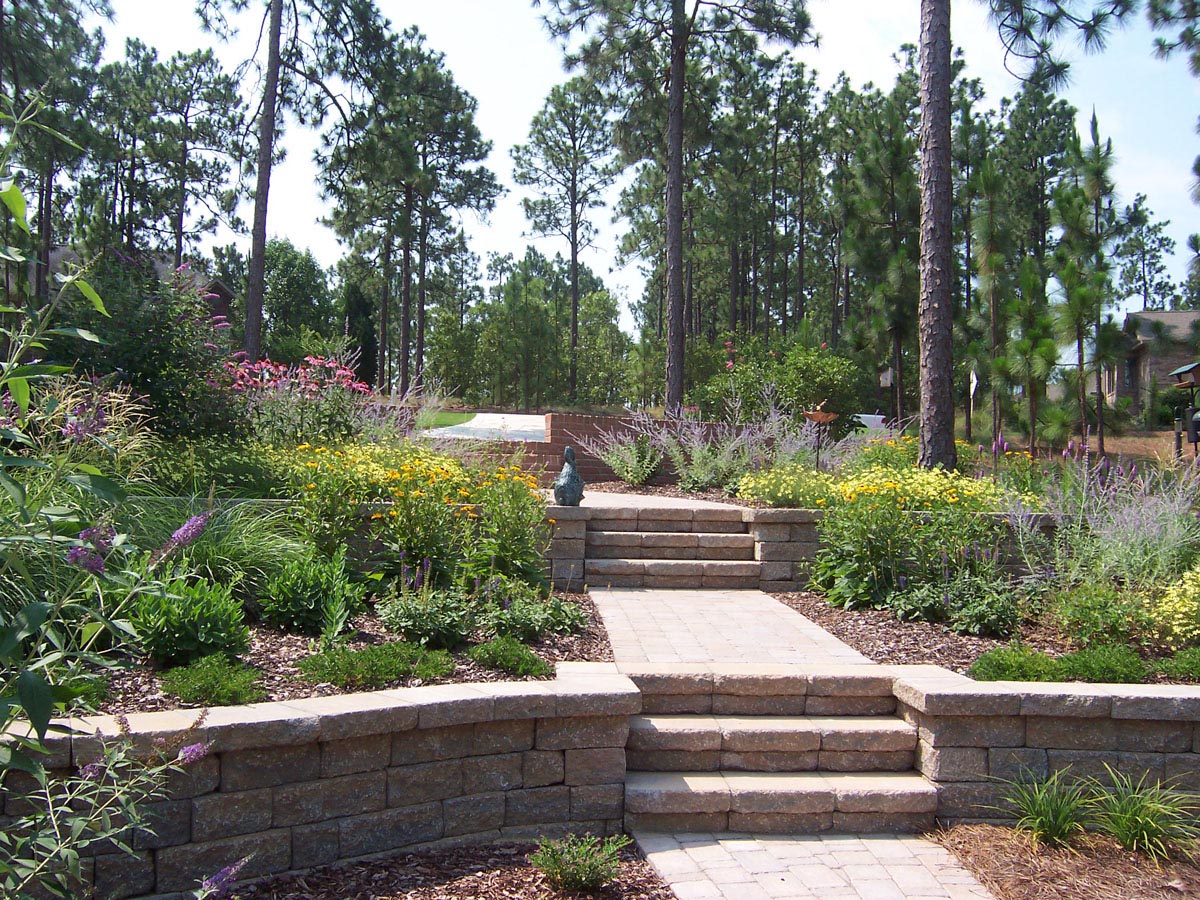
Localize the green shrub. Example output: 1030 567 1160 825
145 438 293 498
1055 644 1149 684
487 584 586 642
131 575 248 666
261 547 365 636
1053 583 1146 648
593 434 662 486
161 654 265 706
530 833 633 892
1091 765 1200 860
948 576 1020 638
297 641 454 690
1155 647 1200 680
1003 769 1093 848
377 586 477 650
467 636 552 677
968 645 1058 682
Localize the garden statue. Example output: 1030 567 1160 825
553 446 585 506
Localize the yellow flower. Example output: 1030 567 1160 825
371 512 384 520
304 483 316 490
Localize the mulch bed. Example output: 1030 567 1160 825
97 592 611 716
773 590 1073 674
585 480 751 506
237 843 676 900
937 824 1200 900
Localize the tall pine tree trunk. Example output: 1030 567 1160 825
377 233 393 392
917 0 957 469
400 184 414 397
245 0 283 361
569 178 580 401
664 0 687 412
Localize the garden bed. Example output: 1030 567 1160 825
236 842 675 900
937 824 1200 900
96 592 611 715
773 590 1200 684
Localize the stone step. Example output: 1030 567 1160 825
624 770 937 834
584 558 761 590
586 507 747 534
586 531 756 561
620 665 898 716
626 715 916 773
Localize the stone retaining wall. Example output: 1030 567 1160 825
894 668 1200 823
7 665 637 900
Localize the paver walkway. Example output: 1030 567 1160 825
588 582 997 900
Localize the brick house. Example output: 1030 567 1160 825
1119 310 1200 418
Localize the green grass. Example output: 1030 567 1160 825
419 411 476 429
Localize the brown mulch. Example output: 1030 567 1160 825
773 590 1072 674
97 592 611 716
937 824 1200 900
237 843 676 900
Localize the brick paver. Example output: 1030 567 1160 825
590 588 870 665
636 832 995 900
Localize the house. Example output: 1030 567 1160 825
1119 310 1200 418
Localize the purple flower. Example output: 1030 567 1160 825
177 741 212 766
198 856 251 898
78 761 105 781
79 525 115 555
67 546 105 575
168 513 210 551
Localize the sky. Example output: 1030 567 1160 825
96 0 1199 331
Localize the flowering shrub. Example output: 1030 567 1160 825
737 464 837 508
226 355 411 446
1146 564 1200 651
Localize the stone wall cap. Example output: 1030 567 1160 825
545 506 591 521
1108 685 1200 720
742 509 822 524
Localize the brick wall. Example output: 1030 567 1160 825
12 666 637 900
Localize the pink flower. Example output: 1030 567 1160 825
725 361 734 370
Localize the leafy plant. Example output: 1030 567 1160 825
260 546 365 636
486 581 586 642
161 653 265 706
574 421 662 485
1003 769 1093 848
467 635 552 677
1052 583 1147 648
1146 562 1200 651
131 573 249 666
1155 646 1200 680
1090 765 1200 860
297 641 454 689
530 833 633 892
377 585 477 650
1055 644 1148 684
968 645 1058 682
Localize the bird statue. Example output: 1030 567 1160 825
553 446 585 506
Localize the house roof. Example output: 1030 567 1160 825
1125 310 1200 344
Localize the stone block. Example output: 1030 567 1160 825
1046 750 1165 785
1110 687 1200 721
552 558 585 586
819 750 914 772
743 508 816 524
94 849 155 900
760 580 805 593
916 743 988 782
156 829 292 893
571 783 624 821
832 775 937 814
804 696 894 716
626 811 729 833
536 715 628 751
551 519 586 540
392 724 474 766
712 695 806 716
758 561 795 582
192 788 272 842
279 693 418 742
1165 753 1200 790
163 756 221 800
505 785 571 826
1013 684 1113 718
444 792 505 836
640 694 712 714
292 820 340 869
523 750 565 787
200 704 320 753
936 782 1007 821
338 802 443 858
919 715 1024 749
221 743 320 792
387 759 463 806
1026 717 1190 753
789 524 820 542
712 672 809 696
548 539 584 560
565 748 626 785
321 733 391 777
474 719 535 755
831 811 933 834
627 749 720 771
273 771 386 827
406 685 495 729
748 524 790 542
989 747 1048 783
554 679 642 717
807 671 895 697
132 799 191 850
727 812 833 833
754 542 812 562
462 753 523 793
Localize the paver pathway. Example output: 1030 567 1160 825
589 585 997 900
590 587 870 665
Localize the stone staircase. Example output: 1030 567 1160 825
583 507 762 590
621 666 938 834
